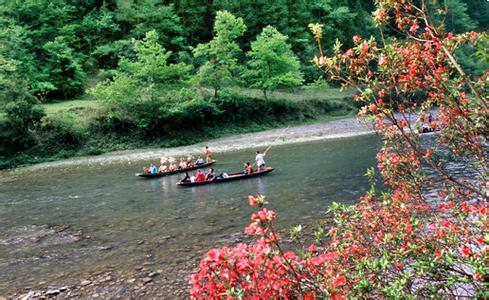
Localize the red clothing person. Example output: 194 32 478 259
195 170 205 182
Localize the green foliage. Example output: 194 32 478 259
0 79 45 154
0 0 485 103
426 0 477 34
115 0 185 52
74 6 121 64
443 0 477 33
42 36 86 98
456 44 489 78
91 73 145 120
244 26 303 98
92 39 134 70
461 0 489 29
118 30 191 84
0 0 84 98
91 30 192 131
193 11 246 97
36 112 86 152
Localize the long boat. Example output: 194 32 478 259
176 167 274 187
135 160 217 178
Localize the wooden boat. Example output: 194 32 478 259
135 160 217 178
176 167 274 187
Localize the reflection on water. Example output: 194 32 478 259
0 134 378 293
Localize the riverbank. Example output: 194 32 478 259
9 115 373 173
1 86 357 170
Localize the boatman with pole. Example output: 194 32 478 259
205 146 212 163
255 150 266 171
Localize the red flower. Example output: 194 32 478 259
244 224 264 235
331 293 346 300
332 276 346 287
304 293 316 300
461 245 471 257
248 195 257 206
409 23 419 32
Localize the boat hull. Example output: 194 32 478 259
177 167 274 187
136 160 217 178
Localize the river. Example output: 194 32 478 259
0 134 377 295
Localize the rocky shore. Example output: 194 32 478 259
7 219 330 299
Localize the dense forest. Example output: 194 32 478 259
0 0 487 168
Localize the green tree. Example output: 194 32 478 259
462 0 489 29
118 30 191 84
75 6 121 55
244 26 303 99
443 0 477 33
115 0 185 52
91 72 148 121
193 10 246 97
91 30 191 126
42 36 86 99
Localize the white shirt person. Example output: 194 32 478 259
255 151 266 171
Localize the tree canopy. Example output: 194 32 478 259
0 0 485 101
244 26 303 98
193 11 246 97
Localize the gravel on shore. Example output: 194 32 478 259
10 219 333 300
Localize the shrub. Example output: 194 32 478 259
35 112 87 154
0 86 45 155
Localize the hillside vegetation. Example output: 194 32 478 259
0 0 487 168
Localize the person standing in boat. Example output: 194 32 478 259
205 146 212 163
255 151 266 171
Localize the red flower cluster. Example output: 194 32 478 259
191 196 349 299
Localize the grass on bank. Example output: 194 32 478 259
42 97 100 115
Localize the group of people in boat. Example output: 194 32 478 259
180 150 267 183
143 146 213 174
180 167 227 183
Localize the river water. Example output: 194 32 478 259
0 134 377 294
